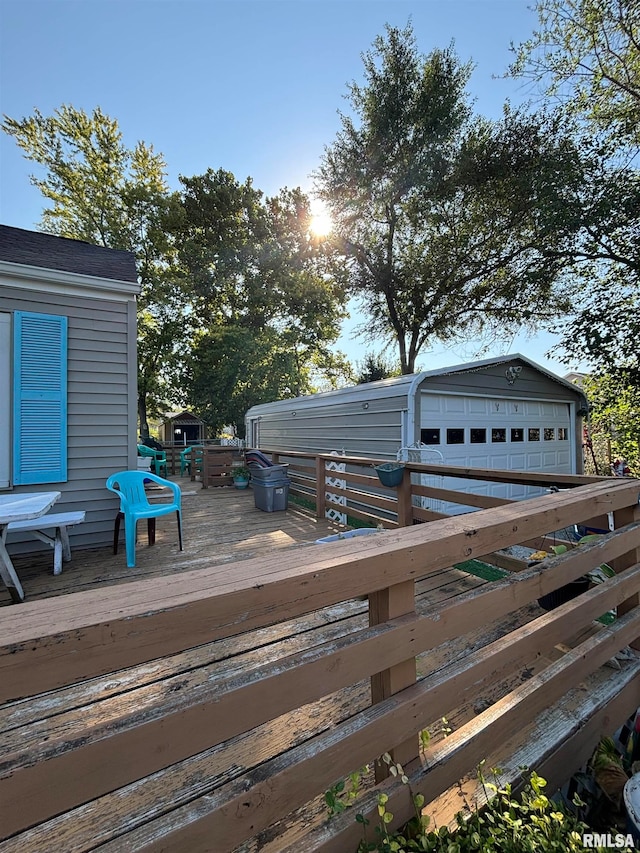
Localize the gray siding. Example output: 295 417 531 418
425 362 584 403
0 282 138 553
254 394 405 459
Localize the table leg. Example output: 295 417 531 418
0 530 25 602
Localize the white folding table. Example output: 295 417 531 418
0 492 61 602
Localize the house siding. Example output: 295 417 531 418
0 260 138 552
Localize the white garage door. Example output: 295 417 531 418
419 393 573 511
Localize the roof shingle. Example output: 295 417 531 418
0 225 138 283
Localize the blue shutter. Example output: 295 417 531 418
13 312 68 485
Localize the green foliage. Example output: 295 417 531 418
356 766 623 852
356 352 402 384
3 109 350 434
508 0 640 148
510 2 640 407
315 24 581 374
547 159 640 398
232 466 251 479
1 104 183 433
325 766 370 816
582 373 640 476
185 326 301 438
2 105 168 246
169 170 349 431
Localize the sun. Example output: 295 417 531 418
309 201 333 237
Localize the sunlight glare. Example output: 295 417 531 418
309 201 333 237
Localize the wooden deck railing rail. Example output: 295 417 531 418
259 448 609 531
1 478 639 851
162 442 244 476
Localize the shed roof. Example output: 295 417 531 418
0 225 138 283
245 354 587 416
160 410 206 425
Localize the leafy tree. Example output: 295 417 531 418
508 0 640 148
2 105 181 435
509 2 640 391
2 109 348 436
583 372 640 476
185 327 301 438
170 170 349 430
355 352 401 384
315 25 582 374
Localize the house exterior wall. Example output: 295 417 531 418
0 228 139 552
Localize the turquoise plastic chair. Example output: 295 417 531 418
106 471 183 568
179 446 193 476
137 444 167 477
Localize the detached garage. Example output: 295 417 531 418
245 354 589 506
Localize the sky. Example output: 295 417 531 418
0 0 584 378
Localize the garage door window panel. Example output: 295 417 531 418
447 428 465 445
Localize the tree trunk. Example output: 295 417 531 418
138 393 149 440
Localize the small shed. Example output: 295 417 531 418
246 354 590 502
159 411 206 445
0 225 139 551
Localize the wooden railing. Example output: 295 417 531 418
262 448 609 531
162 441 244 476
1 478 640 851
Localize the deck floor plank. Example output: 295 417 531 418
3 481 637 852
1 481 341 606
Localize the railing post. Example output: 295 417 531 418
369 579 417 781
613 501 640 648
315 455 324 519
397 466 413 527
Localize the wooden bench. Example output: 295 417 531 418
6 511 85 576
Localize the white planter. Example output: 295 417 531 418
315 528 383 544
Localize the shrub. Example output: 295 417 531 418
353 763 632 852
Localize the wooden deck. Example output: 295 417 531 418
2 477 640 851
1 478 341 607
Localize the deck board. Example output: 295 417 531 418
2 478 638 851
1 479 341 606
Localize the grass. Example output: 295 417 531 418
289 496 513 580
453 559 509 581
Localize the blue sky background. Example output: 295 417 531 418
0 0 583 376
